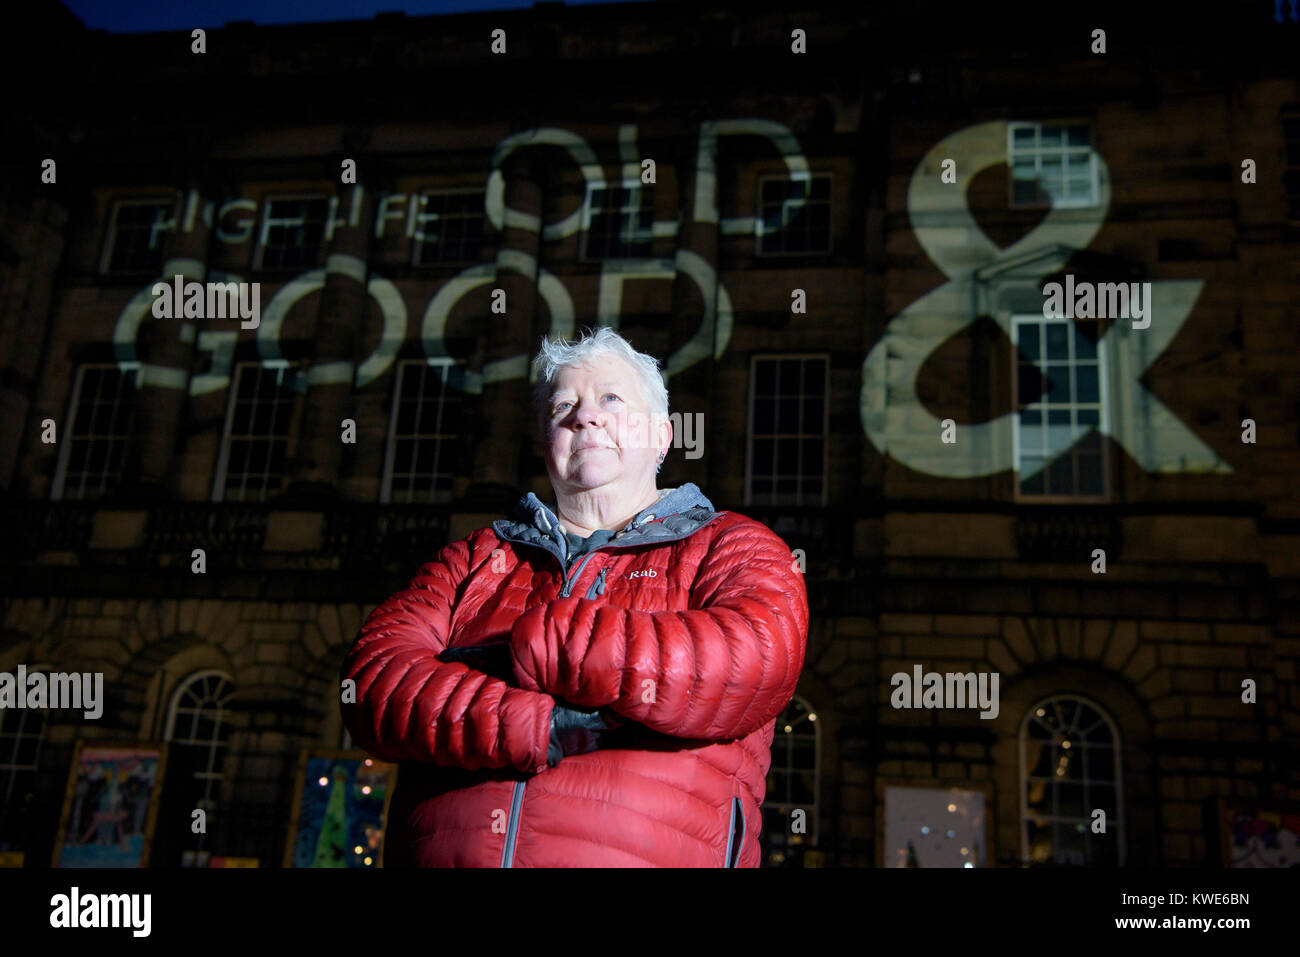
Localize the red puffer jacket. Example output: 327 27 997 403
340 482 808 867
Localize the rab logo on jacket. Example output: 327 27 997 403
627 570 657 580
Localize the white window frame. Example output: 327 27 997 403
1018 694 1125 866
212 361 297 503
253 193 330 271
381 358 461 504
745 354 830 508
0 660 51 853
0 659 51 795
579 181 655 261
410 188 486 266
51 363 139 501
1007 122 1099 210
755 172 832 256
99 196 177 275
163 670 234 819
1011 314 1111 503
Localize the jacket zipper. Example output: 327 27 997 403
559 552 600 598
499 523 614 865
500 779 526 867
488 511 720 867
724 794 746 867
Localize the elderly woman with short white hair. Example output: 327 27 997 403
342 325 808 867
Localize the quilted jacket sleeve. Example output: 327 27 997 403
509 516 808 742
340 532 555 774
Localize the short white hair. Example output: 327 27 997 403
531 326 670 445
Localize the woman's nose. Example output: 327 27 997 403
575 397 605 423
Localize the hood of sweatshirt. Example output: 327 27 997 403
492 482 720 566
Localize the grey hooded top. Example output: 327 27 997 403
491 482 722 596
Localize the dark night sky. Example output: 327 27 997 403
62 0 660 33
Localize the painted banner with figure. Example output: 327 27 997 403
52 742 168 868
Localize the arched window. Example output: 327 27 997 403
1020 694 1124 866
0 663 50 854
161 670 235 865
762 694 820 866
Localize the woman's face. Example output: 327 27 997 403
543 356 668 495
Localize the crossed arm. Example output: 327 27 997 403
341 520 809 774
341 535 556 775
508 520 809 741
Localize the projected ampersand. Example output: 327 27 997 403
858 119 1225 479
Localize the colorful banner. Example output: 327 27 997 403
53 743 168 868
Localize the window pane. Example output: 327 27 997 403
803 361 826 395
1045 365 1070 404
106 201 173 273
194 713 217 745
1054 821 1087 865
800 397 823 433
776 440 798 475
1020 417 1043 451
776 401 798 434
1047 422 1073 454
1045 324 1068 361
1072 321 1097 360
396 399 417 435
245 439 270 474
1047 451 1074 492
1076 364 1099 403
1020 457 1045 494
1055 782 1086 819
252 401 273 434
1018 324 1040 360
393 441 413 474
273 397 294 431
1018 364 1045 404
801 438 824 473
1087 742 1116 775
758 175 830 254
1013 179 1040 204
415 441 435 473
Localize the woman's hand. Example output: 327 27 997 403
547 703 625 768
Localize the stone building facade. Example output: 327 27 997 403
1 0 1297 867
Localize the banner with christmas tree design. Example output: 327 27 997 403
284 750 396 868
